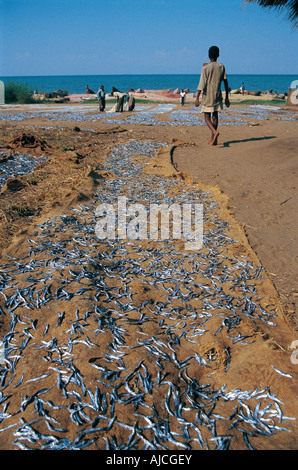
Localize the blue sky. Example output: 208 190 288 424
0 0 297 76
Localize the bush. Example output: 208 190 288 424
5 81 35 104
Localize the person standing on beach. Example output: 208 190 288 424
97 85 106 112
180 89 186 106
195 46 230 146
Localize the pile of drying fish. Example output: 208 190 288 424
0 140 294 450
0 103 297 128
0 151 48 189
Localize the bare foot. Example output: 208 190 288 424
213 132 219 146
209 136 218 146
208 131 219 146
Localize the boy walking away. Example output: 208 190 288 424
195 46 230 146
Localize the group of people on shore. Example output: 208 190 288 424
92 45 230 146
93 85 135 113
95 84 187 111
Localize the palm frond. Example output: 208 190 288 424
243 0 298 26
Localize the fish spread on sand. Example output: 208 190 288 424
0 103 297 450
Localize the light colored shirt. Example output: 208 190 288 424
113 91 126 99
97 88 105 99
197 62 227 108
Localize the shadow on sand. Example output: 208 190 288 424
222 135 276 148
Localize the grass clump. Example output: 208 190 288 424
3 201 35 217
5 81 36 104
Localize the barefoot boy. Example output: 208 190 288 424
195 46 230 145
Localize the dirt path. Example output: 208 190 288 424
171 117 298 324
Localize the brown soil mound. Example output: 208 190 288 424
6 132 50 151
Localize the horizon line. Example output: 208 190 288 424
1 72 297 78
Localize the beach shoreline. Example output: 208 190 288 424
50 90 288 104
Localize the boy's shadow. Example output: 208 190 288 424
222 136 276 148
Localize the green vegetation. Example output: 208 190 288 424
5 81 36 104
230 98 286 105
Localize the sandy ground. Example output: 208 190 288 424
171 110 298 320
0 99 297 451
